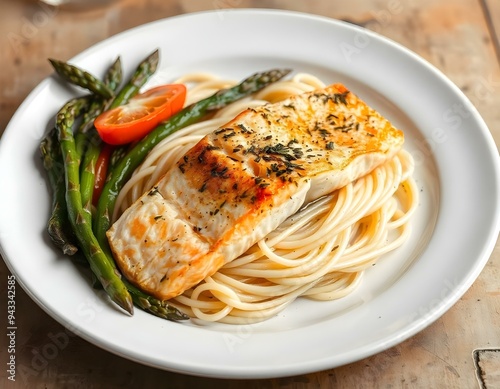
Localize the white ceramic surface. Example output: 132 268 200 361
0 9 499 379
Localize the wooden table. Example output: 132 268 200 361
1 1 499 387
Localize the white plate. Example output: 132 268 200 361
0 9 499 379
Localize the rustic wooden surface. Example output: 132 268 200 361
1 0 499 387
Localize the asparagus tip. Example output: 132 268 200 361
62 244 79 256
116 294 134 315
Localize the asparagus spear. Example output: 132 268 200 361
75 57 123 159
40 128 79 256
124 280 189 321
74 100 102 162
94 68 291 245
81 57 123 133
109 146 128 170
80 57 124 225
42 58 123 255
56 96 133 314
102 56 123 95
79 131 102 225
80 51 161 222
108 49 159 110
49 58 114 99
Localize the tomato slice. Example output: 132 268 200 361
94 84 186 145
92 144 113 206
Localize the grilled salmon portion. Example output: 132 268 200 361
107 84 404 300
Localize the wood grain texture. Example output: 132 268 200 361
0 0 499 388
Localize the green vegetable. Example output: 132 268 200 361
79 131 102 225
56 96 133 314
108 49 159 109
124 280 189 321
40 128 79 256
102 56 123 94
48 58 114 99
75 56 123 159
79 57 124 225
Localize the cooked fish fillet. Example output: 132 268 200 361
107 83 404 300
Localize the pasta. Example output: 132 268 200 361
113 72 418 324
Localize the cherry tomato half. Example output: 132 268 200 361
94 84 187 145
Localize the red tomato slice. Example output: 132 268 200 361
92 144 113 206
94 84 186 145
